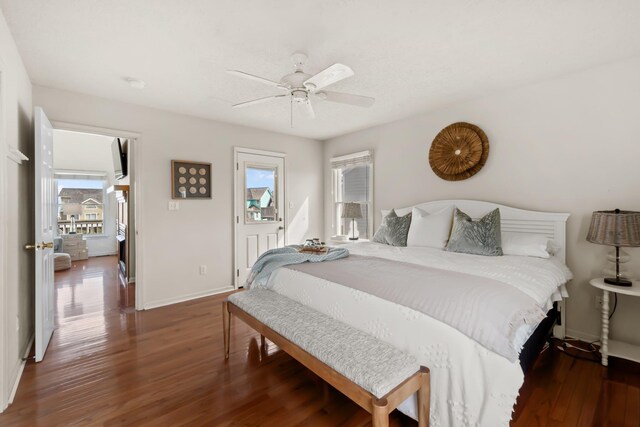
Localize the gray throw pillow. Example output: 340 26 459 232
372 210 412 246
445 208 503 256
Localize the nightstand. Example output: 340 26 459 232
589 278 640 366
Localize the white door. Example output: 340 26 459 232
31 107 56 362
235 151 285 287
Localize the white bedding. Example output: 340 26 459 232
266 242 572 426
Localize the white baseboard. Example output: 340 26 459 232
565 328 600 343
89 251 117 257
143 286 234 310
8 334 34 405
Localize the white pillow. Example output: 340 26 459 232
381 207 411 218
501 232 551 258
407 206 454 249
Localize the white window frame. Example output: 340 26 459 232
55 170 109 237
330 150 374 240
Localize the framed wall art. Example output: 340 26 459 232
171 160 212 199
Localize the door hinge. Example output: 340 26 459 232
236 269 239 277
236 216 239 224
236 162 239 170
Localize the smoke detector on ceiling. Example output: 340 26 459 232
126 78 146 89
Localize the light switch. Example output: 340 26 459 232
289 202 295 209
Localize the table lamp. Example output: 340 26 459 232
586 209 640 286
341 202 363 241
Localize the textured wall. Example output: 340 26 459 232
0 7 33 410
34 85 324 309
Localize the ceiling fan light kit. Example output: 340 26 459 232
227 52 374 125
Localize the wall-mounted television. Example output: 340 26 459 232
112 137 128 180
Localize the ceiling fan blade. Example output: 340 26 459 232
303 64 354 91
232 94 287 108
317 91 375 107
300 99 315 119
227 70 288 90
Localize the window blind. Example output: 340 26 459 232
330 150 372 169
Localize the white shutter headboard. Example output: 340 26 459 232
382 200 570 262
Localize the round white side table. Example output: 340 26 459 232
589 278 640 366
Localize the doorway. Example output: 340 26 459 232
52 130 136 311
234 148 286 288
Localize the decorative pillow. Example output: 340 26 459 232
372 210 412 246
407 206 454 249
501 232 551 258
445 208 503 256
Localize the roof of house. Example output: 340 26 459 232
81 197 102 205
59 188 103 204
246 187 270 200
260 206 276 218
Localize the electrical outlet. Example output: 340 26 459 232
199 265 207 275
168 201 180 211
594 295 604 309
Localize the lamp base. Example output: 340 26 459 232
604 277 632 287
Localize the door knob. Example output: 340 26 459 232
278 226 285 230
24 241 54 250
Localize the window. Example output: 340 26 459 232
245 165 277 223
331 151 373 240
56 173 108 235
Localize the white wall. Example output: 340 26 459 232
53 130 118 257
324 56 640 345
33 85 324 308
0 8 33 411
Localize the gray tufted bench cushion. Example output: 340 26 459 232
228 289 419 399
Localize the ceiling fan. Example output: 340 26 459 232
227 52 374 124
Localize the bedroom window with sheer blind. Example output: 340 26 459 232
331 150 373 240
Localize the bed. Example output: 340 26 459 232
246 200 572 426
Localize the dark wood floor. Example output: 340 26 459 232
1 256 638 426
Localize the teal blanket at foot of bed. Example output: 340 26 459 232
246 246 349 288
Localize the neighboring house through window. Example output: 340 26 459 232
245 186 275 222
56 174 107 235
331 150 373 240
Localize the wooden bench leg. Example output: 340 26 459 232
260 334 266 349
223 301 231 359
372 398 389 427
418 366 430 427
322 381 330 405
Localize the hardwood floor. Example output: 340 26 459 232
1 256 638 426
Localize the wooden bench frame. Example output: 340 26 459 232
223 299 430 427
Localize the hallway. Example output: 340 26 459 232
54 255 123 324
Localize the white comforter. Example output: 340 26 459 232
267 242 572 426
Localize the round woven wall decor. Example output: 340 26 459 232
428 122 489 181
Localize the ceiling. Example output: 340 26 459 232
2 1 640 140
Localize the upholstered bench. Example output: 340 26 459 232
224 289 430 427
